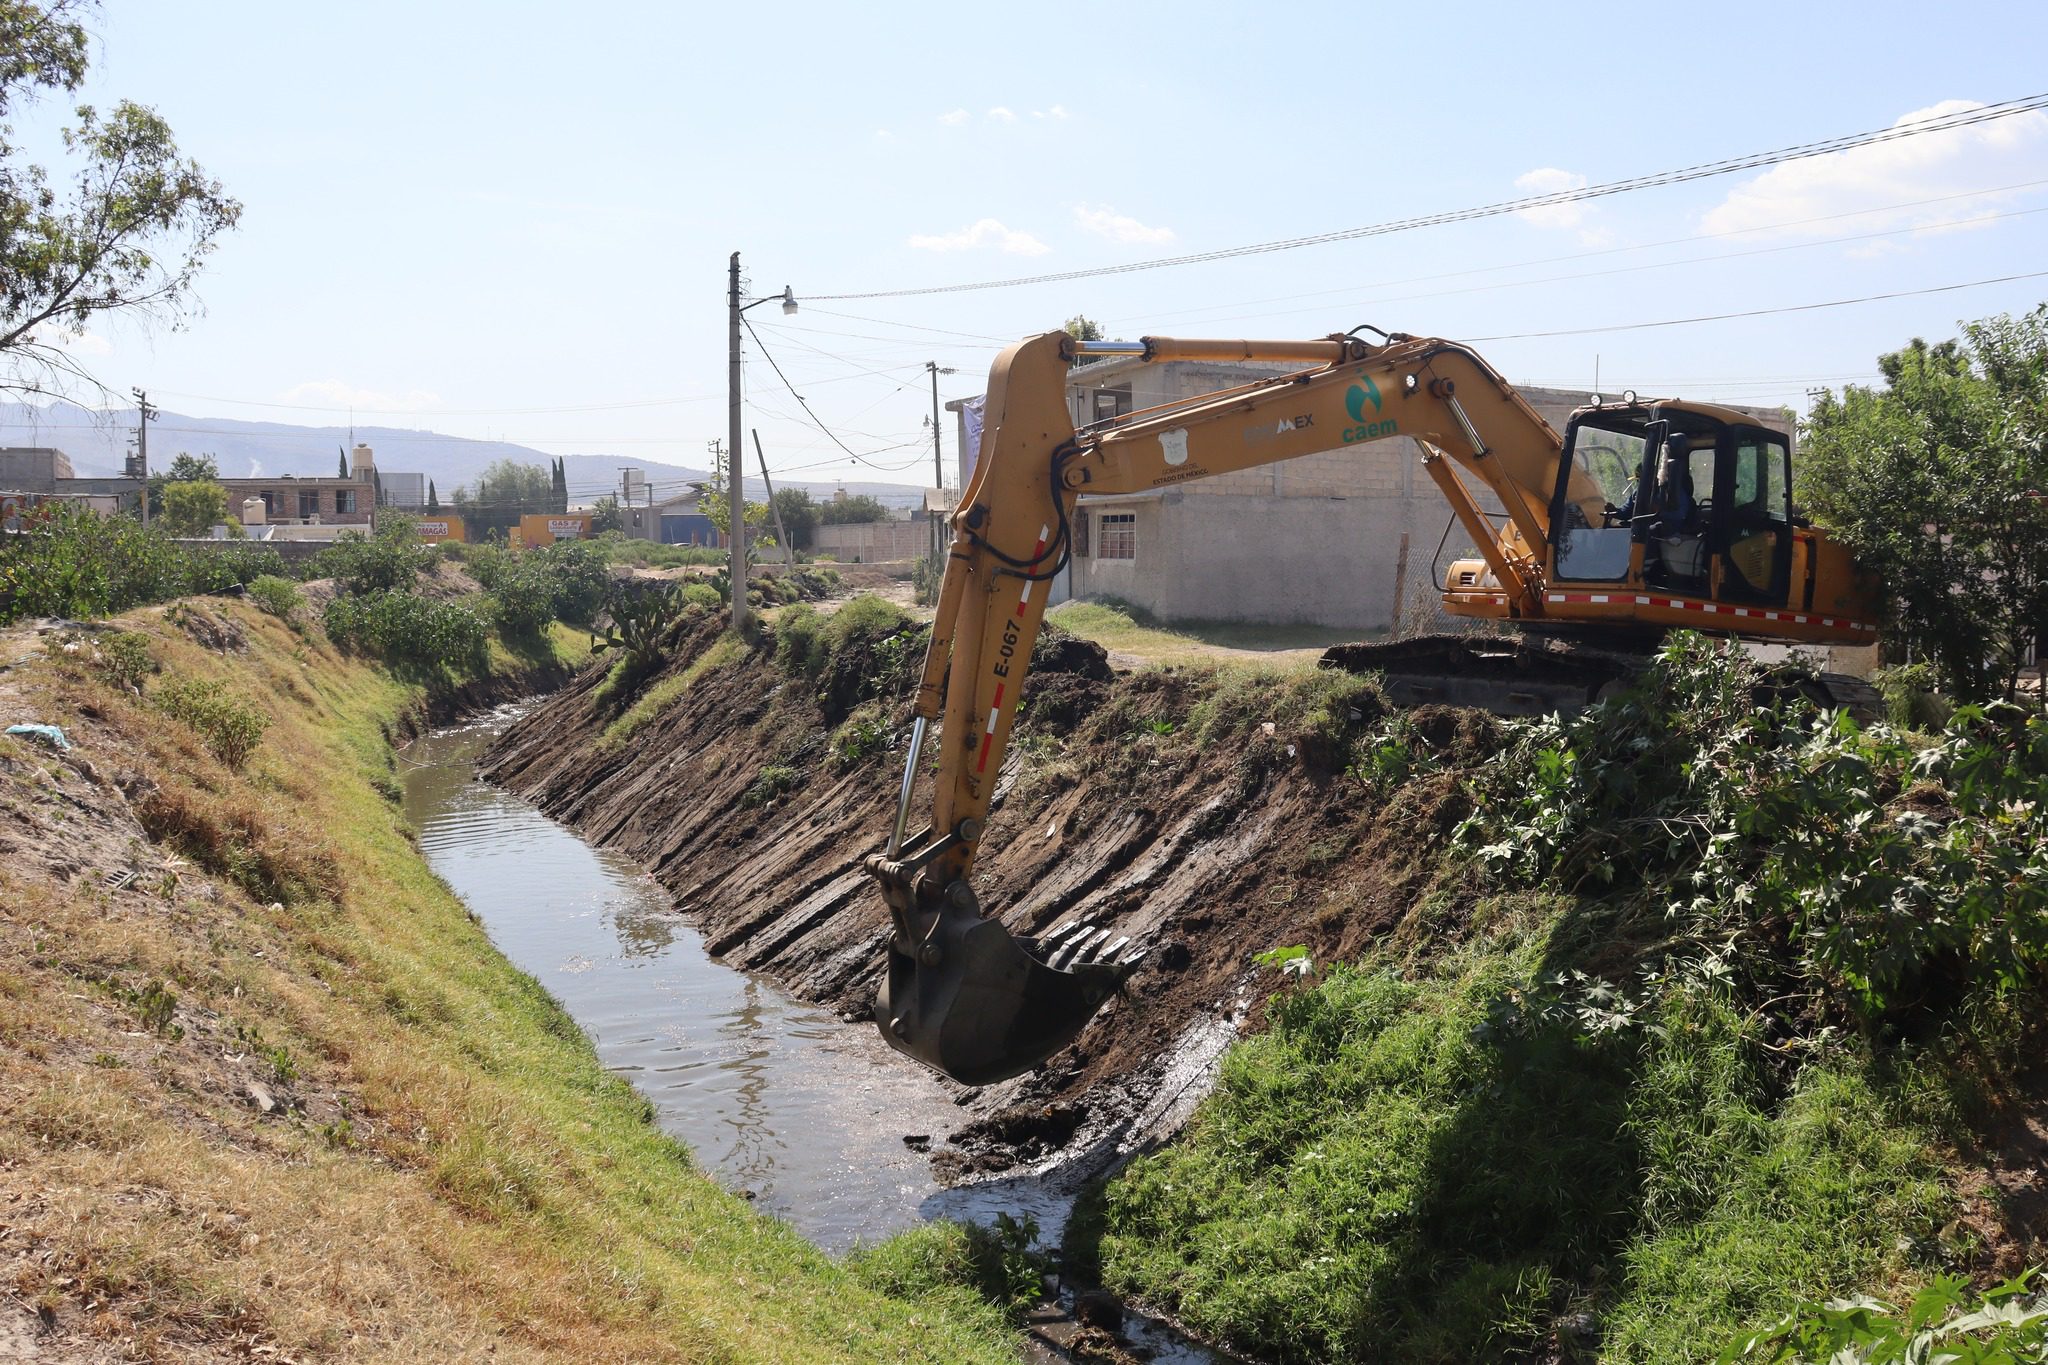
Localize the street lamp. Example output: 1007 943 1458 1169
727 255 796 631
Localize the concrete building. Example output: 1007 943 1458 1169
0 447 74 488
378 470 427 510
217 474 375 526
951 359 1793 633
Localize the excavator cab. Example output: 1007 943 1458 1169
1550 402 1797 610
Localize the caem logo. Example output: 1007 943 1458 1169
1341 372 1397 444
1345 375 1383 423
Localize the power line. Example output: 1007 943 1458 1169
1103 177 2048 329
1105 201 2048 335
1461 268 2048 342
741 315 922 468
811 94 2048 299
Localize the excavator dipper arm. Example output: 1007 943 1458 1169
864 328 1586 1084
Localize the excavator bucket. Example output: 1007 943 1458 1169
876 891 1137 1086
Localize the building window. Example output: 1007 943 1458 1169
298 491 320 519
1092 387 1132 423
1097 512 1135 560
335 489 357 514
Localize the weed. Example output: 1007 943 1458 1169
156 677 270 769
1722 1270 2048 1363
109 979 182 1039
831 705 889 770
740 765 799 808
246 574 302 620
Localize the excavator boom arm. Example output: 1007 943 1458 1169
866 328 1580 1083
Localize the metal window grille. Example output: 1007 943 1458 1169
1098 512 1135 560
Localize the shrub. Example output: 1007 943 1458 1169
186 542 287 593
311 522 430 595
246 575 302 620
156 677 270 769
324 591 489 674
0 503 188 624
678 582 722 612
1459 634 2048 1016
537 540 609 624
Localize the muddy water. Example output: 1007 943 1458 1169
401 707 968 1252
405 705 1241 1364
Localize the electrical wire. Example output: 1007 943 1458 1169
1101 177 2048 329
741 315 927 469
809 94 2048 299
1460 267 2048 342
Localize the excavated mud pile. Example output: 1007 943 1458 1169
481 612 1497 1172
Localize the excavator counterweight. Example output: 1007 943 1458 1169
869 328 1879 1085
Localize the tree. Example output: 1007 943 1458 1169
697 469 771 557
1801 304 2048 706
770 487 819 549
590 494 621 534
426 479 440 513
452 459 553 539
159 480 234 536
550 457 568 514
337 449 349 479
165 451 217 482
1064 315 1104 342
816 493 892 525
0 2 241 399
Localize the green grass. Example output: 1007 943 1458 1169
596 633 744 751
1049 596 1369 665
1088 926 1950 1365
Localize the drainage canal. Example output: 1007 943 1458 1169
403 705 1240 1363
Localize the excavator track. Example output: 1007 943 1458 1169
1321 632 1884 721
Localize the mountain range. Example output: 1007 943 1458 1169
0 400 928 510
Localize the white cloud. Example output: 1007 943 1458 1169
245 458 264 478
987 106 1017 123
1073 204 1176 245
1512 167 1614 246
938 108 970 126
276 380 445 413
1513 167 1592 230
873 129 894 142
1702 99 2048 240
906 218 1050 256
26 325 112 356
1031 105 1070 120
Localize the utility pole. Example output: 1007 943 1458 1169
726 253 748 632
752 429 794 566
925 362 956 558
724 256 799 631
129 388 158 525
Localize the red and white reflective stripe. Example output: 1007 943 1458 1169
1014 524 1049 618
1545 590 1876 634
981 526 1052 774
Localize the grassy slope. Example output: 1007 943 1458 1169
0 603 1014 1362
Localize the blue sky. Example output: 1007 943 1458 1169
17 0 2048 494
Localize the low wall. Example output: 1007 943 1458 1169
173 536 330 566
813 519 932 563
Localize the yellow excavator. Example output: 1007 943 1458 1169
864 329 1879 1085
